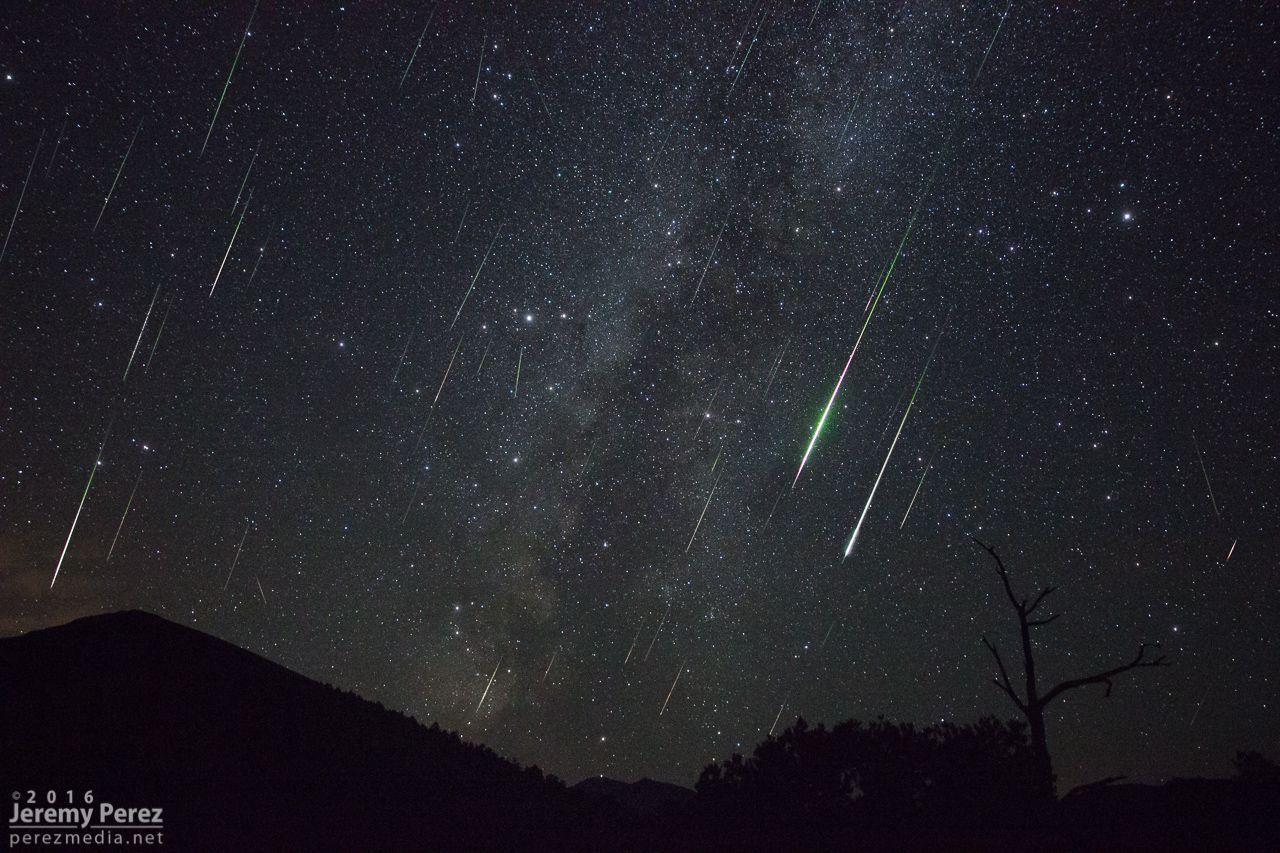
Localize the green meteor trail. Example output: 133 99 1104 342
398 8 436 90
200 0 259 157
93 119 142 233
793 136 953 488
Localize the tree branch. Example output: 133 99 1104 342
1027 613 1062 628
973 537 1022 612
982 634 1026 712
1040 643 1169 706
1028 586 1057 614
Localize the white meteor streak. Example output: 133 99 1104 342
769 693 789 736
644 604 670 661
659 660 686 716
399 9 436 90
690 212 729 304
210 188 252 296
1 128 43 268
231 139 261 216
1225 539 1237 562
624 622 644 664
105 472 141 565
542 649 557 683
899 451 935 529
51 417 114 588
255 577 268 604
476 657 501 714
843 319 949 560
223 521 250 591
123 283 162 382
94 119 143 233
450 221 504 329
686 470 723 553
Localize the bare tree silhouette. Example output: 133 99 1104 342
974 537 1169 797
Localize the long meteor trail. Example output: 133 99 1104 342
93 119 142 233
450 221 504 329
686 469 723 552
50 417 114 588
123 283 162 382
1 129 43 268
843 320 948 560
105 472 141 565
201 0 259 156
1192 433 1221 520
476 658 501 715
899 450 936 529
644 604 670 661
210 188 252 296
399 8 436 90
659 660 686 716
690 212 730 304
792 144 951 488
223 521 251 591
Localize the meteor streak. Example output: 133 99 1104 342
899 449 936 529
50 418 114 588
1191 433 1221 520
476 337 492 377
542 649 557 682
792 145 950 487
973 0 1013 84
255 577 268 604
513 347 523 398
223 521 250 591
201 0 259 156
659 660 686 716
1 128 43 268
231 139 261 216
450 221 504 329
399 8 436 90
46 117 67 176
144 295 174 372
843 321 948 560
644 604 670 661
1225 539 1237 562
762 336 790 399
690 212 730 304
210 188 252 296
93 119 142 233
476 657 501 715
123 283 161 382
434 335 463 407
769 693 789 736
471 35 487 109
624 621 644 664
104 472 141 566
686 469 723 553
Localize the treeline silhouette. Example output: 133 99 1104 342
3 610 1278 851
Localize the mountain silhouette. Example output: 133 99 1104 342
0 610 605 851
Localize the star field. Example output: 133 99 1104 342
1 1 1276 789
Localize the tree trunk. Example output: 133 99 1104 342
1026 703 1055 798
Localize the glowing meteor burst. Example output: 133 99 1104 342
476 657 501 715
659 660 686 716
792 147 950 488
1 128 43 268
200 0 259 157
93 119 143 233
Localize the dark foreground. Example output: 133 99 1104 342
2 611 1276 851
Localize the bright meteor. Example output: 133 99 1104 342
843 319 949 560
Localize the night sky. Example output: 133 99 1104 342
2 2 1276 790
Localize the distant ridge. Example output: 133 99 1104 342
0 609 606 852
